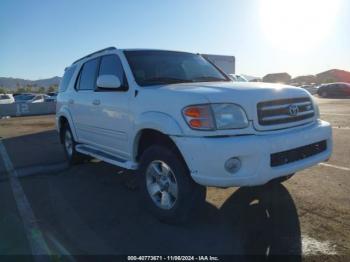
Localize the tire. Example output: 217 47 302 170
269 173 294 184
138 145 206 224
61 124 86 165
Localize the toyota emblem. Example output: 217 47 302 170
288 104 299 116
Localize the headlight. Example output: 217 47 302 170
182 104 249 130
314 102 320 119
212 104 249 129
311 96 320 119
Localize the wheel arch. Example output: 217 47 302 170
56 110 78 143
132 111 184 161
133 128 188 171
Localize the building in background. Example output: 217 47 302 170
263 72 291 84
316 69 350 84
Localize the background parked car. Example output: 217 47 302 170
45 92 58 102
0 94 15 104
14 94 49 103
317 82 350 98
300 84 318 95
229 74 248 82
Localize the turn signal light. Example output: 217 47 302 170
182 105 214 130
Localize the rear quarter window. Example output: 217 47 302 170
59 66 76 92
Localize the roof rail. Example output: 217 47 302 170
72 47 117 65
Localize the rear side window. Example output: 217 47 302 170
0 95 10 99
99 55 128 90
59 66 76 92
78 58 100 91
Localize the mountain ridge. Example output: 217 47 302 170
0 76 61 90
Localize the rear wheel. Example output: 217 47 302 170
62 125 86 165
138 145 206 224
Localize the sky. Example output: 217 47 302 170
1 0 349 80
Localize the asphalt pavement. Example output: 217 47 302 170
0 97 349 261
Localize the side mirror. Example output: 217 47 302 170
97 75 121 89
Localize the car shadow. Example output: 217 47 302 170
218 184 302 258
1 129 301 257
1 130 66 171
24 163 301 258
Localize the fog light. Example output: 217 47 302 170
225 157 241 174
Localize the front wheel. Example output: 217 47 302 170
138 145 206 224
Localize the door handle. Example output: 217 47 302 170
68 99 74 105
92 99 100 105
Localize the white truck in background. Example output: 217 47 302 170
56 47 332 223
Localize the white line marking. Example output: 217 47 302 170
332 127 350 130
302 235 337 255
0 141 50 258
321 113 350 116
319 162 350 172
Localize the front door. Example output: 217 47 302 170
91 54 132 159
69 57 100 144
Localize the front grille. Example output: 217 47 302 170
257 97 314 126
270 140 327 167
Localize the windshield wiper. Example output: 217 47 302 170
142 77 193 85
193 76 228 82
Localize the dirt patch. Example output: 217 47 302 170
0 115 55 138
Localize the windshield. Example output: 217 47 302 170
124 50 229 86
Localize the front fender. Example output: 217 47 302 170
134 111 184 136
131 111 184 161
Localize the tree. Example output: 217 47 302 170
47 85 58 93
0 87 6 94
38 86 45 93
25 85 33 93
16 87 26 93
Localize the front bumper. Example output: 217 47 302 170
172 120 332 187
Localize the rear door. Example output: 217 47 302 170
91 54 132 159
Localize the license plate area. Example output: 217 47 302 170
270 140 327 167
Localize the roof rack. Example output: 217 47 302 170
72 47 117 65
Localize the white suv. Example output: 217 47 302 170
56 47 332 223
0 94 15 104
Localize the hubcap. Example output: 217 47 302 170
145 160 178 210
64 130 73 157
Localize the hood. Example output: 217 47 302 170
160 81 307 99
160 81 310 115
156 81 315 132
